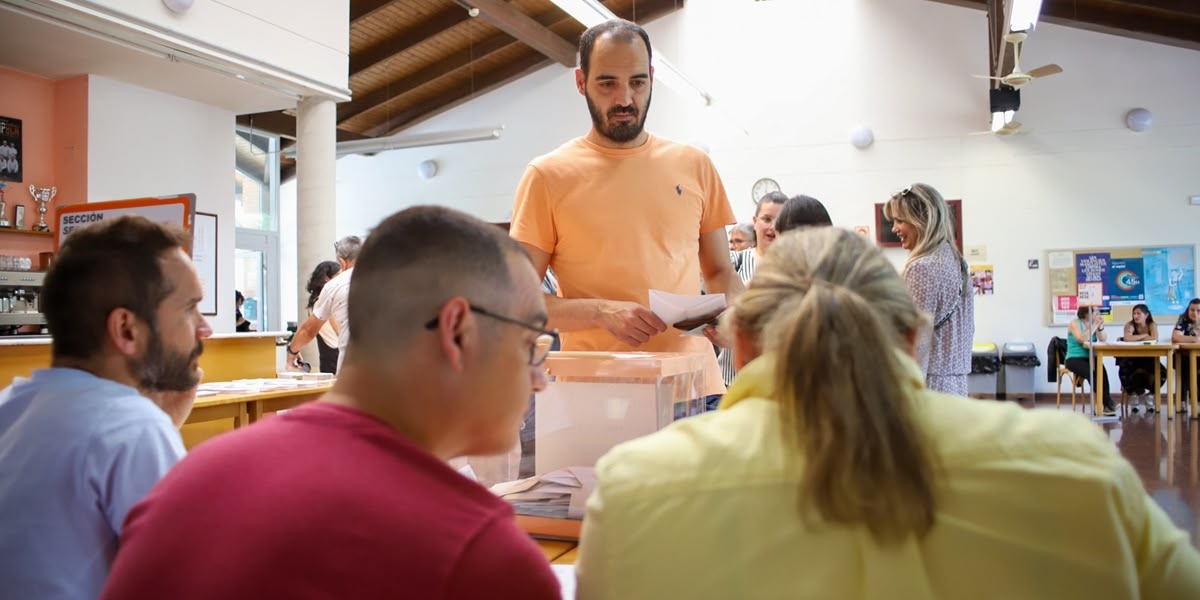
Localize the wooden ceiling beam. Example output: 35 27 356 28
350 0 396 23
350 6 472 77
358 0 682 137
926 0 1200 50
341 4 583 126
339 32 524 124
1039 0 1200 50
363 51 553 137
465 0 576 67
1104 0 1200 19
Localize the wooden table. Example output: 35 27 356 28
1091 343 1175 417
1177 343 1200 419
185 382 333 445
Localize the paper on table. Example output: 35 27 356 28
649 290 725 327
551 564 576 599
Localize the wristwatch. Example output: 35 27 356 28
286 345 300 356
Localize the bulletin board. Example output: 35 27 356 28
1045 245 1196 326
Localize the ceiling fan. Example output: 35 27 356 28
973 32 1063 88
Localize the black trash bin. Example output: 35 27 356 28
1000 342 1042 401
968 343 1000 398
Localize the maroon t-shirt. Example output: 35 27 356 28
101 402 560 600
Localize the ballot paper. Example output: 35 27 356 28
490 467 597 520
648 289 726 328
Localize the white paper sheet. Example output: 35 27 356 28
648 289 725 326
551 564 576 599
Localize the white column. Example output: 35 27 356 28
294 96 337 368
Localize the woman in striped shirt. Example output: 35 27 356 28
719 193 832 387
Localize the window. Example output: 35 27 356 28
234 127 281 332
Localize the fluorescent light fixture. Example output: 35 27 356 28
283 126 504 159
549 0 609 27
549 0 712 106
1009 0 1043 32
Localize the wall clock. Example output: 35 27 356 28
752 177 781 203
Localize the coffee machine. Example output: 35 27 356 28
0 269 45 335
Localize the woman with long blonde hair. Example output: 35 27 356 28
574 228 1200 599
884 183 973 394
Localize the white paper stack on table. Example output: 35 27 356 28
490 467 596 520
648 289 726 336
197 377 330 395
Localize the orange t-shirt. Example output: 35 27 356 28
510 134 736 396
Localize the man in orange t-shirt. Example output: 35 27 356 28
510 19 741 401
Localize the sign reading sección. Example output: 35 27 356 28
55 194 195 250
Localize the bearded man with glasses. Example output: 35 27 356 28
103 207 561 600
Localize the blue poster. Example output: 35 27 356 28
1107 258 1144 303
1075 253 1110 307
1143 247 1196 319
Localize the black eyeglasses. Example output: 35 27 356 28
424 305 559 366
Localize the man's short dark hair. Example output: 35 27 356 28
578 19 652 78
348 206 530 353
42 216 191 360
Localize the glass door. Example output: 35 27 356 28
234 229 279 333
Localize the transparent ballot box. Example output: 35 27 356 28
485 351 707 533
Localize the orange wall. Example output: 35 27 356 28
53 76 88 215
0 68 87 265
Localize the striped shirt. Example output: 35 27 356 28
719 248 759 386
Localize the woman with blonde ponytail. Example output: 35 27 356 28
575 228 1200 600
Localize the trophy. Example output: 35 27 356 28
0 183 8 228
28 185 55 232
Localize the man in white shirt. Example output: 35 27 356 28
0 216 211 599
287 235 361 373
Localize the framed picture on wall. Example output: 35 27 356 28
193 212 218 315
0 116 22 183
874 199 963 254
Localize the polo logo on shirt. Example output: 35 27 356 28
675 184 682 196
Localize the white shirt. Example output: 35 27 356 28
0 368 186 599
312 267 352 368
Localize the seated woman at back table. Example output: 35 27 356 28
1119 303 1165 413
1172 298 1200 407
1066 305 1117 415
573 227 1200 600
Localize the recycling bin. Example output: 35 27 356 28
969 342 1000 398
1000 342 1042 401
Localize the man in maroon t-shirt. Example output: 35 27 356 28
102 206 561 599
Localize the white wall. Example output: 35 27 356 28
328 0 1200 390
87 75 237 332
67 0 348 93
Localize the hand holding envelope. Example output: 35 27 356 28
649 290 727 336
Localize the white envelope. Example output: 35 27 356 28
648 289 725 327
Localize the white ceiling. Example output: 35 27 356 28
0 5 297 115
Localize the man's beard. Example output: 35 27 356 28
134 321 204 392
586 90 652 143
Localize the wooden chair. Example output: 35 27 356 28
1056 364 1091 412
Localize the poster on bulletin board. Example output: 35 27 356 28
1045 245 1196 326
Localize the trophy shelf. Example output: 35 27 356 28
0 228 52 237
